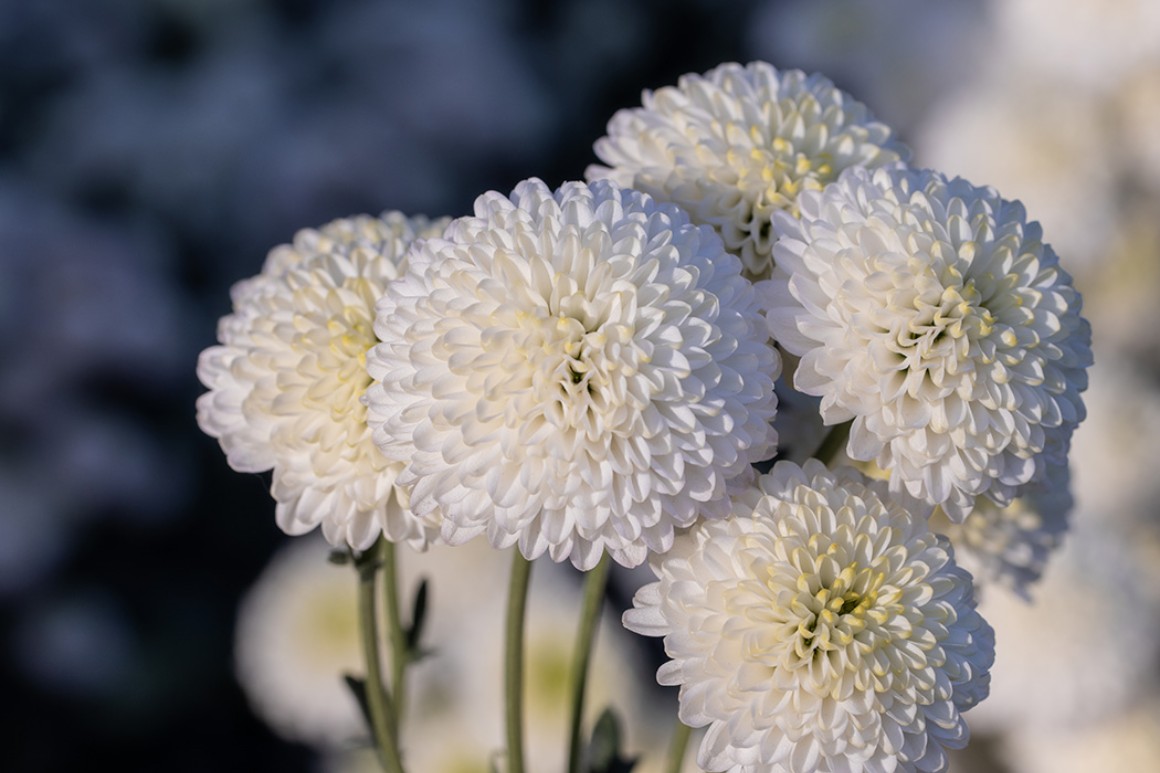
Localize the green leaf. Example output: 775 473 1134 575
342 674 373 733
588 707 638 772
406 577 429 657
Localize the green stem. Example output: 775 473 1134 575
356 539 406 773
567 553 611 773
665 718 692 773
505 551 534 773
814 420 852 466
382 540 408 735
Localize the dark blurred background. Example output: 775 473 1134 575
0 2 767 770
4 1 1158 771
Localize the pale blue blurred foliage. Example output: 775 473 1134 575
0 0 564 738
745 0 989 130
0 181 192 593
13 588 138 697
1 0 563 593
19 2 557 265
0 2 704 767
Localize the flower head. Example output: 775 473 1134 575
625 460 993 773
762 166 1092 519
365 178 779 570
196 212 449 550
933 437 1073 598
587 61 908 280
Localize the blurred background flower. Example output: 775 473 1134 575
3 1 1158 771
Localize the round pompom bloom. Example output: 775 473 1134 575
365 178 780 570
625 460 994 773
586 61 909 280
197 212 449 550
762 166 1092 519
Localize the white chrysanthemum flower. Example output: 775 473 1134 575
586 61 909 279
365 178 780 570
625 460 994 773
762 166 1092 519
197 212 449 550
932 435 1073 598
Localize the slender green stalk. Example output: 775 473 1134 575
505 551 534 773
566 552 612 773
665 718 692 773
814 420 852 466
356 539 406 773
382 540 408 734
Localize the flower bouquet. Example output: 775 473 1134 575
198 62 1091 773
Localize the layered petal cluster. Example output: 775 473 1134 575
197 212 449 549
365 178 779 570
763 166 1092 519
933 435 1073 597
626 460 993 773
587 61 908 279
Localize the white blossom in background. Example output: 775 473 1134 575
991 0 1160 91
762 166 1092 519
236 537 510 754
1068 359 1160 524
320 547 660 773
234 537 370 747
626 460 994 773
197 212 449 550
446 558 660 772
586 61 908 279
966 520 1160 734
914 80 1117 275
1076 212 1160 357
999 698 1160 773
365 178 779 570
1114 66 1160 192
